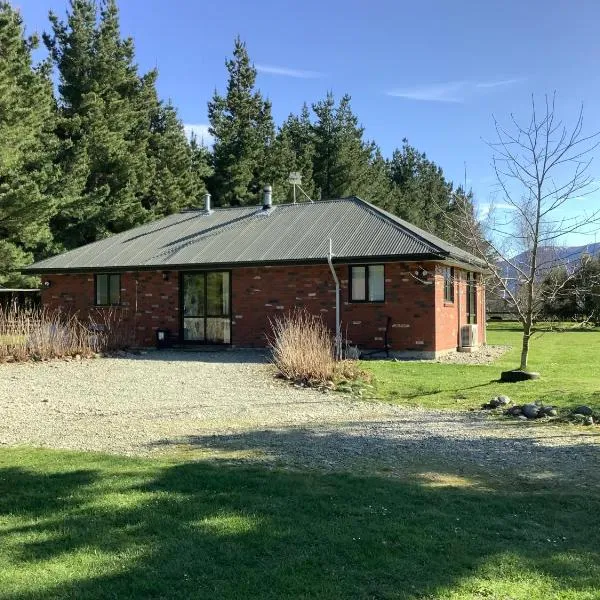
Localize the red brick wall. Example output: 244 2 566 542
41 271 180 347
40 261 484 352
434 266 486 351
231 262 436 351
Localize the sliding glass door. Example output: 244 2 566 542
182 271 231 343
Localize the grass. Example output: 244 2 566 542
1 447 599 599
362 322 600 413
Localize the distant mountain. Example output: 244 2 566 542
498 242 600 286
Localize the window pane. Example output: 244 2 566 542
444 268 454 302
96 275 108 305
368 265 384 301
206 317 231 344
351 267 366 301
183 318 205 341
207 272 229 316
183 274 205 317
109 274 120 305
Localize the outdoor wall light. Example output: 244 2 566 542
43 280 51 288
162 272 169 281
413 268 428 279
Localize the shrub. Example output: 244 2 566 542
269 309 335 383
0 307 131 362
269 309 367 387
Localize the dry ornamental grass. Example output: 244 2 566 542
0 307 130 361
269 308 366 386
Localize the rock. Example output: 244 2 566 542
505 405 523 416
522 403 540 419
489 395 511 408
517 415 528 421
569 413 589 425
573 405 593 416
538 405 557 417
584 416 594 426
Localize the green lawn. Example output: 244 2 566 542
1 447 599 599
362 323 600 413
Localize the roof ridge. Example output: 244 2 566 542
179 197 353 213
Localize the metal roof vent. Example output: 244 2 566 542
262 185 272 210
204 192 212 214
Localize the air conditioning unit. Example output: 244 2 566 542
460 324 478 348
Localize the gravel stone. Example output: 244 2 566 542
0 350 598 483
435 345 511 365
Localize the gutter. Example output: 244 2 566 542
21 253 449 275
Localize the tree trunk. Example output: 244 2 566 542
519 321 532 371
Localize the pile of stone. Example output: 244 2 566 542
504 401 557 420
482 396 596 425
567 405 595 426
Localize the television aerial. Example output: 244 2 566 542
288 172 313 204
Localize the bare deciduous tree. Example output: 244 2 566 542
449 94 600 371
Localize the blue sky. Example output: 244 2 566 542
16 0 600 245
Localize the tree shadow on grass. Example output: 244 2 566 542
1 438 599 599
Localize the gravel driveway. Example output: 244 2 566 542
1 351 598 484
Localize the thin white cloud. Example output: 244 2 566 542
183 123 214 147
478 202 519 217
475 78 524 89
255 64 324 79
387 78 523 103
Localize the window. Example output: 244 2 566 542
443 267 454 303
467 272 477 324
350 265 385 302
95 274 121 306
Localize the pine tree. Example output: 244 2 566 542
267 104 317 203
311 93 391 205
0 3 57 286
189 136 212 205
45 0 156 249
144 101 202 216
208 37 274 206
389 140 453 233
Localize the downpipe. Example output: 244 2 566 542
327 238 341 360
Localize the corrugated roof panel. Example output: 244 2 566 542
23 197 485 272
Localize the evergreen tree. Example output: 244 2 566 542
309 93 390 205
189 136 212 204
45 0 156 248
144 101 203 216
208 37 274 206
0 3 57 286
389 140 453 232
269 104 317 202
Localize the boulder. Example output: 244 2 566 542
505 405 523 416
584 416 594 426
489 395 511 408
522 403 540 419
573 405 593 416
538 405 557 417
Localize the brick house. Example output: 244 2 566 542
23 192 486 357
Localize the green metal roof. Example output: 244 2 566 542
23 197 486 273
